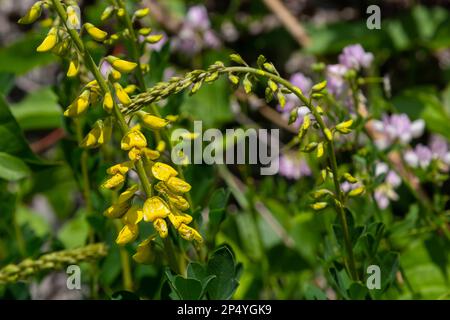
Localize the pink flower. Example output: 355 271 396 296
338 44 374 70
278 153 311 180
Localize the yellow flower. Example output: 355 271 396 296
121 207 143 225
111 69 122 81
18 1 42 24
102 173 125 189
151 162 177 181
128 147 142 161
140 113 169 130
324 128 333 141
121 125 147 150
168 212 192 229
66 5 80 29
348 186 365 197
116 224 138 245
36 27 58 52
316 142 324 158
139 28 152 36
143 196 171 222
336 119 353 134
64 90 90 117
79 119 111 149
311 202 328 211
133 237 155 264
114 82 131 106
142 148 160 160
156 140 166 153
84 23 108 41
107 56 138 73
117 184 139 203
134 8 150 18
107 161 133 175
178 224 203 243
145 34 163 44
124 84 138 94
155 182 190 211
166 176 191 194
103 92 113 112
153 218 168 238
67 60 79 78
104 201 131 219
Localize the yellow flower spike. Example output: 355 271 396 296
103 201 131 219
311 202 328 211
140 113 169 130
153 218 168 238
124 84 138 95
106 56 138 73
134 8 150 18
142 148 160 160
316 142 324 158
178 224 203 243
102 173 125 189
64 90 90 117
336 119 354 134
145 34 164 44
128 147 142 161
18 1 42 24
114 82 132 106
121 126 147 150
168 212 193 229
156 140 166 153
117 184 139 203
84 23 108 41
348 186 365 197
36 27 58 52
67 60 79 78
107 161 133 175
103 92 113 112
166 176 192 194
133 237 156 264
151 162 178 181
139 28 152 36
121 207 143 225
143 196 171 222
116 224 138 245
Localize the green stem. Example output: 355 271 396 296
114 221 133 291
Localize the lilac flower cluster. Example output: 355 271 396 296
371 114 425 150
172 5 221 56
373 163 402 209
278 153 312 180
404 135 450 170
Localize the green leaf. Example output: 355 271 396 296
16 206 50 238
0 152 31 181
206 246 239 299
10 87 62 131
208 188 229 228
174 276 203 300
57 211 90 249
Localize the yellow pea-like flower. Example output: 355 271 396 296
102 173 125 189
134 8 150 18
66 5 80 29
117 184 139 203
107 56 138 73
124 84 138 94
140 113 169 130
114 82 131 106
80 119 111 149
336 119 354 134
111 69 122 81
36 27 58 52
107 161 133 175
154 182 189 211
84 23 108 41
311 202 328 210
348 186 365 197
64 90 90 117
139 28 152 36
166 176 191 194
116 224 138 245
18 1 42 24
103 92 113 112
178 224 203 243
128 147 142 161
104 201 131 219
153 218 168 238
145 34 163 44
143 196 171 222
121 207 143 225
168 212 193 229
142 148 160 160
121 126 147 150
133 237 155 264
151 162 178 181
67 60 79 77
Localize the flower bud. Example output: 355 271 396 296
67 59 79 78
168 212 193 229
36 27 58 52
336 119 353 134
117 185 139 203
133 237 156 264
104 201 131 219
18 2 43 24
102 173 125 189
145 34 163 44
107 56 137 73
166 177 191 194
316 142 324 158
343 173 358 184
348 186 365 197
139 28 152 36
140 113 169 130
312 80 327 92
151 162 178 181
103 92 113 112
114 82 132 105
134 8 150 18
311 202 328 210
116 224 138 245
178 224 203 243
142 148 160 160
324 128 333 141
107 161 133 175
101 6 114 21
153 218 168 238
84 23 108 41
64 90 90 117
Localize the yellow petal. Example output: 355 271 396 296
178 224 203 243
156 140 166 153
107 56 138 73
121 207 143 225
103 92 113 112
143 196 171 222
151 162 177 181
103 201 131 219
121 128 147 150
36 28 57 52
145 34 163 44
116 224 138 245
142 148 160 160
117 184 139 203
18 2 42 24
166 176 191 194
63 90 90 117
168 212 193 229
132 237 155 264
153 218 168 238
107 161 133 175
140 113 169 130
114 82 131 105
102 173 125 189
128 147 142 161
67 60 79 77
84 23 108 41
